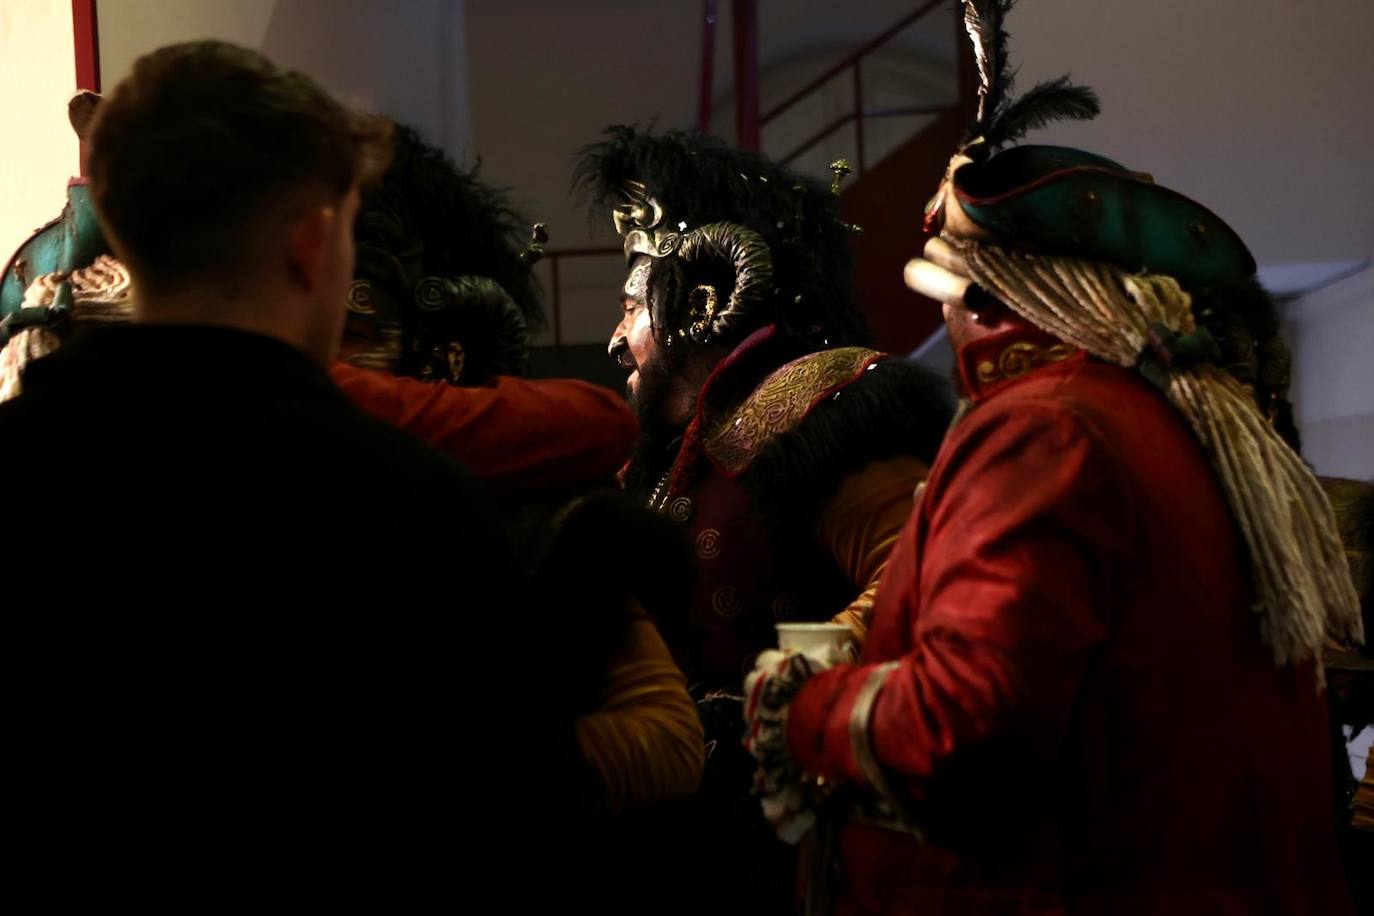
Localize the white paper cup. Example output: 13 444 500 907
776 622 855 658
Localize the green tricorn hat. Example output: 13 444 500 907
937 144 1256 291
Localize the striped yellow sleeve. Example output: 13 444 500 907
1355 742 1374 832
817 456 927 645
575 602 704 815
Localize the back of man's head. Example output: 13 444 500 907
87 41 390 301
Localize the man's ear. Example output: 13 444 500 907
284 204 336 293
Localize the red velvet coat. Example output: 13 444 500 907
786 324 1352 915
330 363 637 495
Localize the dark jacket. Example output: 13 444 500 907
0 324 551 905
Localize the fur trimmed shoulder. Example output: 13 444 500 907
704 347 881 475
741 354 955 536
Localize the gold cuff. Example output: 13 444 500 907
848 661 922 839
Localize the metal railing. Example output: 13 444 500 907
540 246 621 347
758 0 950 172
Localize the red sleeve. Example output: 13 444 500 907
330 363 638 496
786 400 1132 800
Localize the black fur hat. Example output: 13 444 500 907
348 124 542 384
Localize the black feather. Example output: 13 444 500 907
361 124 544 330
963 0 1019 143
984 77 1100 148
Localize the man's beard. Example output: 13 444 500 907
622 344 694 499
625 347 671 419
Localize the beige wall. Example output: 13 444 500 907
0 0 79 266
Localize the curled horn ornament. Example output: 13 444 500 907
673 221 774 343
613 180 681 262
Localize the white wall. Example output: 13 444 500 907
1284 261 1374 480
1004 0 1374 296
96 0 472 156
0 0 79 266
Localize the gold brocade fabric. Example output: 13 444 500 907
705 347 881 474
816 456 929 644
1356 744 1374 832
575 602 704 815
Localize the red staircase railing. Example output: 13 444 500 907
72 0 101 94
758 0 950 172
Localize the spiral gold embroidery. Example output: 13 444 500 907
976 341 1077 384
668 497 694 523
696 527 721 560
712 586 744 619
